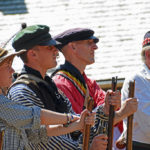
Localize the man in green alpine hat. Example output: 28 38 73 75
6 24 137 150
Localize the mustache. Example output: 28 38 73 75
56 53 59 58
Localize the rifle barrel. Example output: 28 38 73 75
107 77 117 150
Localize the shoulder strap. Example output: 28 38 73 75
55 70 86 98
56 71 93 111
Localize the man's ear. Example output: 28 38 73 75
69 42 76 50
145 50 150 59
72 45 75 50
27 49 37 58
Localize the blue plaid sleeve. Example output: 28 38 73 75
0 94 41 130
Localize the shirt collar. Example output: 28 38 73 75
21 65 43 79
142 64 150 80
57 60 86 87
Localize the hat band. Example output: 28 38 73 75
0 49 8 58
143 38 150 47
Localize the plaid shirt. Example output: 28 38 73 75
6 83 79 150
0 94 41 150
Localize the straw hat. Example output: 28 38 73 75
0 47 26 65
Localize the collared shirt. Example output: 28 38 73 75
121 64 150 144
0 94 41 149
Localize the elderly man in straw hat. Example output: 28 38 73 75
0 47 93 149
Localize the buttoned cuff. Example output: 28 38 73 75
32 106 41 129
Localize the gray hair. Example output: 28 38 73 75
141 46 150 63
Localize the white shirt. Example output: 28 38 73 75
121 64 150 144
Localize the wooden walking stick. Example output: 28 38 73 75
107 77 117 150
126 81 135 150
83 96 94 150
0 131 4 150
116 81 135 149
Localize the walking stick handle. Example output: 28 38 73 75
83 96 94 150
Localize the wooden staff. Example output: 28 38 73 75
126 81 135 150
107 77 117 150
116 81 135 149
0 131 4 150
83 96 94 150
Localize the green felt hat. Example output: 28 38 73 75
12 25 60 51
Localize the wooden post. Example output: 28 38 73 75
0 131 4 150
126 81 135 150
107 77 117 150
83 96 94 150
